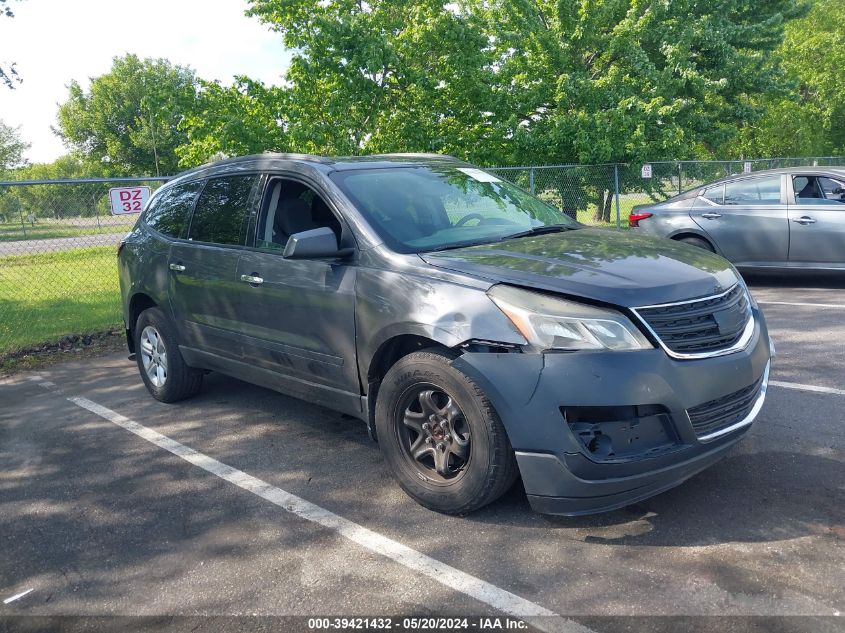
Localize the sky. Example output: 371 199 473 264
0 0 292 164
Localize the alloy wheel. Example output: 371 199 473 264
397 385 472 483
140 325 168 388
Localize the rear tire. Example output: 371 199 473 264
677 236 715 252
375 350 518 514
135 307 203 403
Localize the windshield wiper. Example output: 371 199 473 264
424 239 500 253
422 224 577 253
500 224 576 241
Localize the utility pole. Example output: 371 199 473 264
149 109 160 177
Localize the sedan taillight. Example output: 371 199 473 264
629 212 653 228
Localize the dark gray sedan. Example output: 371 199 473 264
630 168 845 270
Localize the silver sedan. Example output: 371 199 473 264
630 168 845 271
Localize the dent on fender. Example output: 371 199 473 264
355 259 525 365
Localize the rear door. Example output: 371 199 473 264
689 174 789 265
787 174 845 266
169 174 259 358
232 174 360 412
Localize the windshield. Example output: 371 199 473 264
329 165 578 253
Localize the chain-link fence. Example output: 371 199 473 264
1 157 843 358
488 157 845 229
0 177 168 359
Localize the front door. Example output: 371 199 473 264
169 174 259 358
690 174 789 266
234 175 360 411
787 174 845 266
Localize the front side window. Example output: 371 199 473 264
723 176 781 205
143 180 203 238
817 177 845 204
188 175 257 245
254 178 342 250
791 175 845 205
329 166 576 253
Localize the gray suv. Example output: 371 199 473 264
118 154 773 516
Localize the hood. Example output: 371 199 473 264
420 228 740 307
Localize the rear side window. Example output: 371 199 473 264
701 185 724 204
723 176 781 205
188 175 257 245
143 181 203 238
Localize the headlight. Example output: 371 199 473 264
488 285 652 352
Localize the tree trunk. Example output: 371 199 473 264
602 190 613 223
593 190 613 223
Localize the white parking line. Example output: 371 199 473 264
3 588 33 604
758 300 845 309
770 380 845 397
26 380 590 633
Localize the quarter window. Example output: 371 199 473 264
143 181 203 238
723 177 781 205
188 175 257 245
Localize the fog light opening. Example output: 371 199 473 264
587 432 614 457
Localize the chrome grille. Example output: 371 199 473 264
633 285 752 357
687 374 765 439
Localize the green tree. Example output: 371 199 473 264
177 77 289 167
55 54 198 176
727 0 845 157
246 0 804 175
466 0 805 167
0 0 22 88
0 119 29 172
246 0 498 160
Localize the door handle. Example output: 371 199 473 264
792 216 817 225
700 212 722 220
169 263 186 272
240 274 264 285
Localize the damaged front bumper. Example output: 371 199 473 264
453 310 773 516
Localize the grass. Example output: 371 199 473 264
0 218 136 242
0 246 123 355
573 196 644 228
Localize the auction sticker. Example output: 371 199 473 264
457 168 502 183
109 186 151 215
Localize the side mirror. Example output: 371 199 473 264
283 226 352 259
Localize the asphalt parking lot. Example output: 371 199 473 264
1 274 844 633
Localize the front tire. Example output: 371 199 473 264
135 307 203 403
375 350 518 514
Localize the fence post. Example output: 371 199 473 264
529 167 535 195
17 203 27 240
614 164 621 230
93 193 101 231
678 162 683 196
